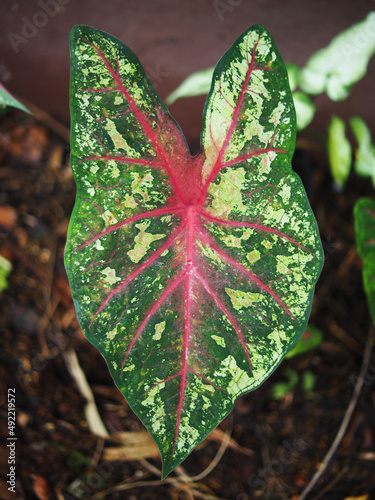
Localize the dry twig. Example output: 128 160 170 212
63 349 110 439
90 418 233 499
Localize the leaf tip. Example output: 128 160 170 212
160 458 176 480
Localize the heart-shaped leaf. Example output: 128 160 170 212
65 24 323 477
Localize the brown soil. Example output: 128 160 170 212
0 105 374 500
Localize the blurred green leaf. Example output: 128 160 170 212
272 367 299 400
301 370 316 393
327 115 352 189
0 255 12 292
0 82 30 114
284 325 323 359
354 197 375 324
351 115 373 148
165 66 214 105
286 62 300 92
293 91 316 130
350 116 375 185
300 11 375 101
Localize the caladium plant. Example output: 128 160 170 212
65 24 323 477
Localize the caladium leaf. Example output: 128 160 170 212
65 24 323 477
354 198 375 323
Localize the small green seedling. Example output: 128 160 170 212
65 24 323 477
272 326 322 399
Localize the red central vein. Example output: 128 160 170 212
196 271 253 373
90 222 186 326
172 206 196 455
198 210 312 252
73 206 183 252
84 39 186 202
198 230 297 321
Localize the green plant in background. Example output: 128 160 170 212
327 116 375 326
350 116 375 187
65 24 323 477
0 84 29 292
272 326 323 399
327 115 375 191
284 63 316 132
0 254 12 292
298 12 375 101
354 199 375 324
327 115 352 190
0 82 30 114
166 11 375 133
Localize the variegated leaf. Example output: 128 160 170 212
65 24 323 477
